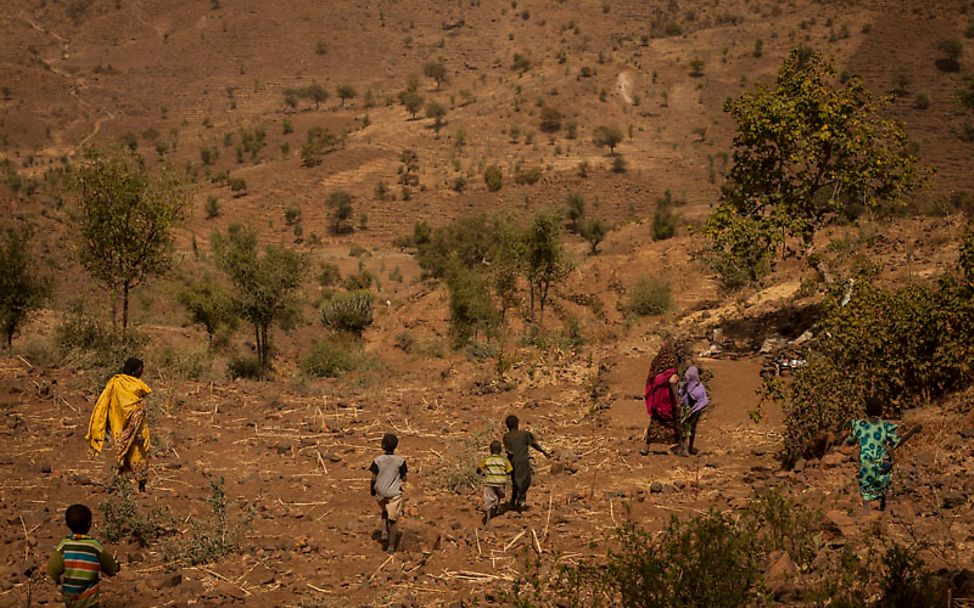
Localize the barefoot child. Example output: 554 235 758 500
370 433 407 553
845 397 920 511
47 504 120 608
503 415 550 512
477 440 513 526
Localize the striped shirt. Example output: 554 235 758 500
47 534 120 608
478 454 513 487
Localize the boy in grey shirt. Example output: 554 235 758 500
369 433 407 553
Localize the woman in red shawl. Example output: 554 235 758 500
640 343 685 456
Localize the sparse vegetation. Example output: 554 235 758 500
301 337 366 377
423 60 447 89
651 190 682 241
99 475 172 547
178 276 237 348
626 276 672 316
164 477 251 565
935 38 963 72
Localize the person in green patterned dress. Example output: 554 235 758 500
845 397 903 511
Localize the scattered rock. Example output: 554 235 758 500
764 550 799 599
155 573 182 589
823 510 857 538
959 429 974 439
549 462 564 475
39 463 52 474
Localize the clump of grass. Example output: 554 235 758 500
627 277 672 316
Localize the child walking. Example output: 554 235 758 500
47 504 120 608
477 440 513 526
845 397 918 511
370 432 407 553
502 415 550 512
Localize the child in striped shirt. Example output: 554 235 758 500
47 504 120 608
477 440 513 526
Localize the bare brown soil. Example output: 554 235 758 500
1 0 974 605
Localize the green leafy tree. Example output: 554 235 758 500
566 192 585 231
306 82 328 109
0 225 51 347
425 101 447 136
177 276 237 348
73 147 188 331
523 212 570 321
336 84 356 107
593 125 623 154
402 90 424 119
422 61 447 90
580 218 608 254
705 47 923 289
212 225 307 374
327 190 354 234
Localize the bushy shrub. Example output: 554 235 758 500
227 355 262 379
56 304 146 371
514 164 542 185
627 277 672 316
773 247 974 463
300 338 363 377
317 262 341 286
445 265 499 347
321 290 375 334
160 347 212 381
484 164 503 191
652 190 684 240
99 475 172 547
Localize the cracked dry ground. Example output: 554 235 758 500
1 355 972 607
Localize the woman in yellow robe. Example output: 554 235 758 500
85 358 152 491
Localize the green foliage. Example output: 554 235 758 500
165 477 251 565
426 101 447 135
401 90 425 119
445 264 499 347
212 224 308 373
689 58 705 77
579 218 608 254
484 164 503 192
205 195 221 219
317 262 341 286
227 355 262 380
958 73 974 111
512 53 532 74
56 303 147 371
336 84 356 107
514 164 542 185
706 47 923 289
422 60 447 89
935 38 963 72
566 192 586 231
177 276 237 347
284 82 328 109
99 475 171 547
652 190 682 241
877 544 949 607
398 149 420 187
0 225 50 347
523 212 570 321
159 346 212 381
326 190 354 234
539 106 562 132
73 147 188 330
300 127 346 168
320 290 375 335
627 276 672 316
593 125 623 153
775 258 974 463
301 338 365 377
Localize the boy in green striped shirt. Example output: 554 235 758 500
47 504 120 608
477 440 513 526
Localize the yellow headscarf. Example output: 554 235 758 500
86 374 152 454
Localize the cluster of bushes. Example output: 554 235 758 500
772 230 974 464
507 492 947 608
300 127 347 168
